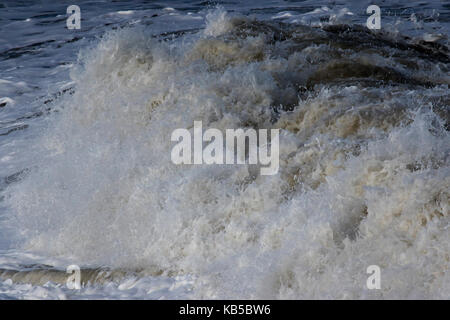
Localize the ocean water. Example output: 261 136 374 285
0 0 449 299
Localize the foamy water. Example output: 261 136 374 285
0 1 449 299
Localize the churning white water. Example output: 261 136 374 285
0 2 449 299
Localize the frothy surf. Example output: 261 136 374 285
2 9 449 299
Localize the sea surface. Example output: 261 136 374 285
0 0 449 299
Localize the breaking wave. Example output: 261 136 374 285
2 9 449 299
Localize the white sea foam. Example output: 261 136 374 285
0 4 449 299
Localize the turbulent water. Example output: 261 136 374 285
0 1 449 299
